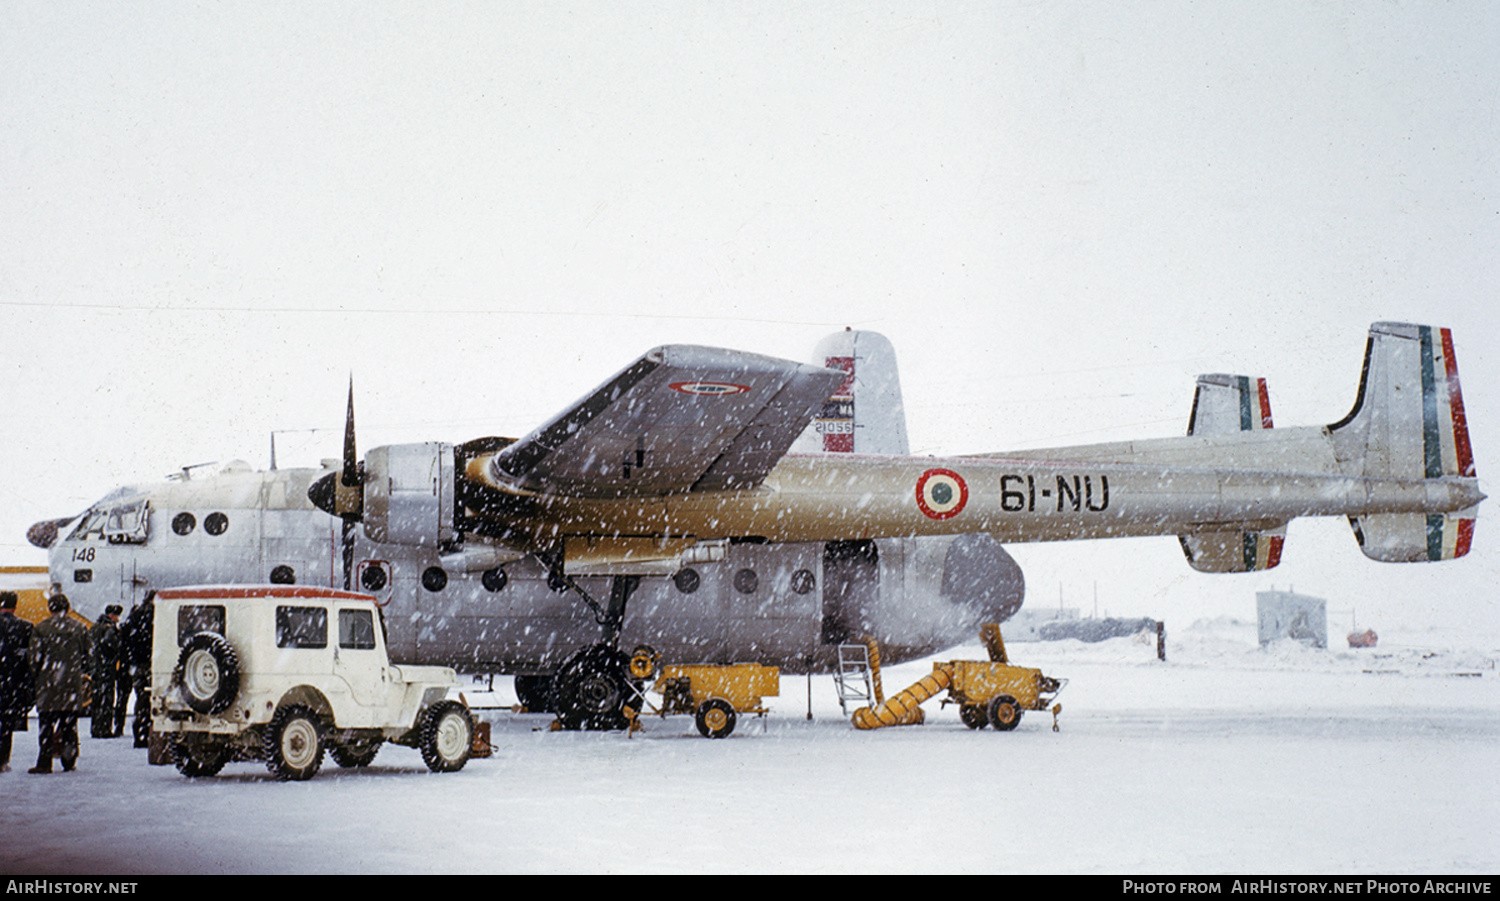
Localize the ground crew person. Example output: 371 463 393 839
90 604 128 738
120 591 155 748
0 591 34 772
29 594 90 773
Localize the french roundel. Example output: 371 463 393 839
915 468 968 520
669 381 751 396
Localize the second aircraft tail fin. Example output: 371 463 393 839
1179 373 1286 573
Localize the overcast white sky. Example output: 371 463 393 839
2 2 1496 637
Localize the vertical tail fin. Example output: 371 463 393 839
1179 373 1286 572
1333 323 1477 561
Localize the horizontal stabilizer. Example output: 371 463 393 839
1179 530 1285 573
1351 510 1477 562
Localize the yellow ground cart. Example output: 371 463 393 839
850 624 1064 732
640 658 780 739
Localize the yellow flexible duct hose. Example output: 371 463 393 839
851 663 953 729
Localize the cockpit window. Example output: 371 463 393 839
105 498 149 544
67 509 108 541
68 492 149 544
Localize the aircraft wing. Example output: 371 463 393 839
486 345 845 499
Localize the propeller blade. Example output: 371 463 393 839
306 378 364 591
333 378 364 520
341 378 358 487
343 518 357 591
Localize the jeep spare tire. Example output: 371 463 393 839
175 632 241 715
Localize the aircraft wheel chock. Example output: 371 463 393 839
987 694 1022 732
695 698 737 739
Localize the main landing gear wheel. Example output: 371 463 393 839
550 644 635 731
419 701 473 773
694 698 737 739
174 633 241 716
265 704 324 781
987 694 1023 732
959 704 988 730
513 674 555 713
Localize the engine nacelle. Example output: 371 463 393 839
363 443 455 547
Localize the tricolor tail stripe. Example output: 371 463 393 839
1425 513 1475 561
1419 326 1476 481
1241 531 1285 570
1235 376 1273 431
1439 328 1475 478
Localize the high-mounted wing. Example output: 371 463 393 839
484 345 845 499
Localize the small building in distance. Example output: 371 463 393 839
1256 589 1327 649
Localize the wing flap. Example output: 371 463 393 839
488 345 844 499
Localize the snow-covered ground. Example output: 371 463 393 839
3 619 1496 875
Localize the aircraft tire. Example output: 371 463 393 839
418 701 472 773
987 694 1022 732
513 674 554 713
265 705 325 781
550 644 633 731
174 633 241 716
170 740 229 777
694 698 737 739
959 704 988 730
330 739 382 768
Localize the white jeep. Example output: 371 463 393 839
150 585 473 780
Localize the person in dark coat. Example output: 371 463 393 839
120 591 155 748
89 605 127 738
28 594 90 773
0 591 34 772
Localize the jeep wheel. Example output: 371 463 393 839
170 740 229 778
419 701 472 773
174 633 241 716
330 740 382 768
265 705 324 781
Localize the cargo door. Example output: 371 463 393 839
821 540 878 645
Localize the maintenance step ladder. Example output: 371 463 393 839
834 643 876 715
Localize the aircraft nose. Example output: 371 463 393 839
27 517 74 549
942 534 1026 624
